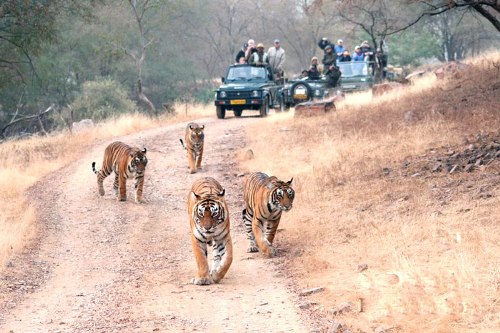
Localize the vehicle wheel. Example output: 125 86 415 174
216 106 226 119
259 97 269 117
290 81 312 105
234 109 242 117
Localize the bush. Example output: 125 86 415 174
70 78 136 121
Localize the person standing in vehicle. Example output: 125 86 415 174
249 43 268 66
322 45 340 87
308 56 321 80
334 39 346 57
267 39 286 82
236 42 248 64
352 46 365 61
245 39 257 63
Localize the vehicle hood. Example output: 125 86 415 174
218 82 270 91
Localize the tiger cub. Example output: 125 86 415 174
243 172 295 258
92 141 148 203
188 177 233 285
180 122 204 174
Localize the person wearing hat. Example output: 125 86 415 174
249 43 269 66
267 39 286 82
236 42 248 64
308 56 321 80
352 45 365 61
322 44 340 87
334 39 346 57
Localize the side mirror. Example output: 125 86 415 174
221 77 225 83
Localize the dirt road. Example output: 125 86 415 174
0 116 311 332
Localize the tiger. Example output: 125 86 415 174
187 177 233 285
242 172 295 258
180 122 204 174
92 141 148 203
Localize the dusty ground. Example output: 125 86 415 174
0 115 314 332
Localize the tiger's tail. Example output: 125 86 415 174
179 139 186 150
92 161 99 174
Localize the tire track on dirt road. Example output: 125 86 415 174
0 116 311 332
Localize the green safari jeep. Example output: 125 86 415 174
337 60 374 93
214 64 284 118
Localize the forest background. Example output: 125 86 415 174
1 0 499 138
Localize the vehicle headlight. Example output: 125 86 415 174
219 91 227 98
251 90 260 98
314 89 321 96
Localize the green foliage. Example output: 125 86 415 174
387 31 441 66
70 79 136 121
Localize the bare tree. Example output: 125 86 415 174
407 0 500 32
125 0 157 115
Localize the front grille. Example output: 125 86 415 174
225 91 252 99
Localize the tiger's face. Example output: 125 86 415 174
270 179 295 212
189 125 204 150
128 148 148 175
193 200 226 234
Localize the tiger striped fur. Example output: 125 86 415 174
243 172 294 257
188 177 233 285
92 141 148 203
180 122 204 174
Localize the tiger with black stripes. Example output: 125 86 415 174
92 141 148 203
243 172 295 257
187 177 233 285
180 122 204 174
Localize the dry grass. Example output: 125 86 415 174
0 102 212 269
239 54 500 332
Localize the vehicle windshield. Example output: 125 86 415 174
226 66 268 82
337 61 369 77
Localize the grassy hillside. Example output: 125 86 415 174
240 55 499 332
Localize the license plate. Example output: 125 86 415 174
343 84 356 89
295 88 306 94
230 99 246 105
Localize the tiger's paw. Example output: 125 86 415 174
98 188 105 196
189 169 196 174
264 246 277 258
135 197 145 204
191 276 213 285
247 245 259 253
117 196 127 202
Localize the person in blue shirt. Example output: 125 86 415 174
334 39 345 57
352 46 365 61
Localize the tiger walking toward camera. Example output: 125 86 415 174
188 177 233 285
243 172 295 257
180 122 204 174
92 141 148 203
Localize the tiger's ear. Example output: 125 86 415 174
189 124 193 130
286 177 293 185
142 148 147 154
267 183 275 190
201 125 205 130
191 191 201 200
218 188 225 197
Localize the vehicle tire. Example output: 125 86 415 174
259 97 269 117
290 81 312 105
216 106 226 119
234 109 242 117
